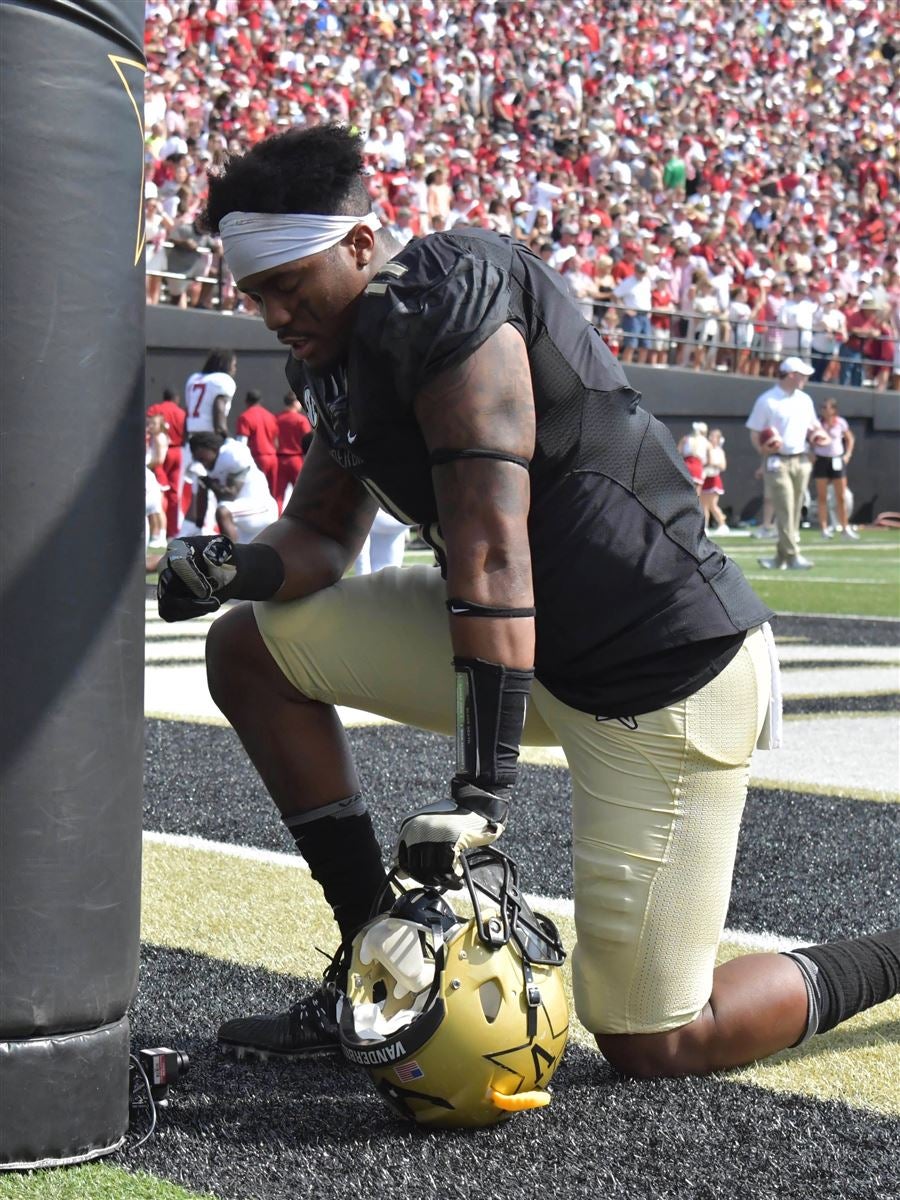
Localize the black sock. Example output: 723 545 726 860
284 795 388 946
784 929 900 1041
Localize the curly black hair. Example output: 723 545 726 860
189 431 224 454
203 125 371 231
201 348 235 374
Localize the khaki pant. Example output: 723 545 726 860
255 566 771 1035
765 454 812 565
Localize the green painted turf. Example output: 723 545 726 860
719 529 900 617
0 1164 212 1200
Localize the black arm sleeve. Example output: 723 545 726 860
226 542 285 600
452 657 534 814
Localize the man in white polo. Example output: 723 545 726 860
746 356 820 570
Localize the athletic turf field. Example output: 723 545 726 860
8 535 899 1200
711 527 900 619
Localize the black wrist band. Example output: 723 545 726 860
447 598 536 618
453 656 534 795
228 543 285 601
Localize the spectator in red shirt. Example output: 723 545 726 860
146 387 186 538
840 293 883 388
649 276 675 366
612 242 639 283
235 389 278 497
274 392 313 514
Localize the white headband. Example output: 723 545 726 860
219 211 382 284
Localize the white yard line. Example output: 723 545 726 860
728 543 900 553
776 645 899 663
773 612 900 622
742 575 889 586
145 829 307 869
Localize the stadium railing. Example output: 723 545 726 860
143 261 898 390
592 301 898 389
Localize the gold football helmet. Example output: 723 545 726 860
338 847 569 1128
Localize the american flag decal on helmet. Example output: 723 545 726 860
394 1060 424 1082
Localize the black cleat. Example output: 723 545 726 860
218 980 342 1061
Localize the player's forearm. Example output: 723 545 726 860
254 436 377 600
442 520 535 669
255 513 366 601
215 508 239 543
186 487 208 526
450 611 534 669
213 397 229 437
446 568 535 670
443 531 535 838
435 464 535 669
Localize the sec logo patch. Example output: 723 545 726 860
303 387 319 428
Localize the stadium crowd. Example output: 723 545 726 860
144 0 899 389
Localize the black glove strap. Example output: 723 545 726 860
228 542 285 600
453 656 534 796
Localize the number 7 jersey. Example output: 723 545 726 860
184 370 237 434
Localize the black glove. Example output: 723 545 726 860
157 535 284 622
396 783 509 888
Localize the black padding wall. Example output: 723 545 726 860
0 0 146 1168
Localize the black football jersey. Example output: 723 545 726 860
286 228 772 717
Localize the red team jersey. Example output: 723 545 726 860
236 404 279 458
275 407 312 457
274 407 313 512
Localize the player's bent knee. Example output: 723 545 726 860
205 603 257 696
594 1020 712 1079
206 602 306 708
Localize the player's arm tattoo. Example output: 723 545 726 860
414 323 536 667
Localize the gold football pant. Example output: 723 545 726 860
254 565 770 1035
